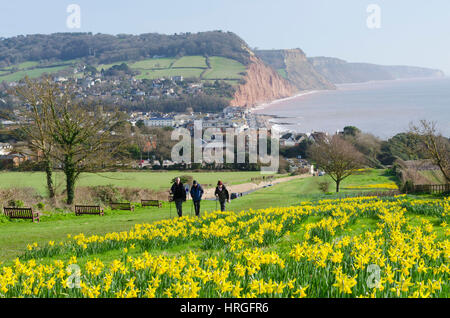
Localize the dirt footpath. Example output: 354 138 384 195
201 174 311 199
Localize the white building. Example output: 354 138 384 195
0 143 12 155
144 117 174 127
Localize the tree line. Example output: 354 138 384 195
0 31 251 67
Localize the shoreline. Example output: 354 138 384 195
251 90 321 112
251 76 449 137
250 90 323 133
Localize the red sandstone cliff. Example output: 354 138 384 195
230 55 298 107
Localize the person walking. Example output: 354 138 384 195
170 177 186 217
190 180 204 217
214 180 229 212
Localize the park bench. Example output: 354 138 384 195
141 199 162 208
110 202 134 211
75 205 104 216
3 207 39 223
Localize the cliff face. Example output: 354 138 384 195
256 49 335 90
309 57 445 84
230 55 298 107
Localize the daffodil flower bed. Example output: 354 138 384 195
0 196 448 298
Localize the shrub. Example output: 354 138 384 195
172 175 193 185
318 181 331 194
88 185 122 204
7 199 24 207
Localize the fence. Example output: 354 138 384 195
412 184 450 194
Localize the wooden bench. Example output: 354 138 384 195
110 202 134 211
3 207 39 223
75 205 104 216
141 199 162 208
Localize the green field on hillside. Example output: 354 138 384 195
129 58 175 69
0 55 246 83
0 65 72 82
1 61 39 70
134 56 245 81
203 56 246 79
135 68 204 80
171 56 207 68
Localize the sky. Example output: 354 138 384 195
1 0 449 74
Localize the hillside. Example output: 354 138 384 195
308 56 445 84
256 49 335 91
0 31 251 66
0 32 301 109
1 32 445 110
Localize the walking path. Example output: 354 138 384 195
201 174 311 200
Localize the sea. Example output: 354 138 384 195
254 77 450 139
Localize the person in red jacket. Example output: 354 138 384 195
214 180 229 211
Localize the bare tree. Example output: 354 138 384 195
49 102 130 204
308 135 365 192
12 77 57 198
15 77 131 204
409 120 450 183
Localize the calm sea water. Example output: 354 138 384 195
255 77 450 139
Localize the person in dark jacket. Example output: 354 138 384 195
190 180 204 217
214 180 229 211
170 177 186 217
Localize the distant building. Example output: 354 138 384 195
144 117 174 127
0 143 12 155
171 76 183 82
0 153 29 168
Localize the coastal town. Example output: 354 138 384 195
0 73 323 173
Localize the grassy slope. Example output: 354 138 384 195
0 169 404 263
136 68 204 80
0 55 246 83
171 56 207 68
202 56 246 79
0 65 72 82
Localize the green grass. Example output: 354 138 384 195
128 58 175 69
0 171 283 195
1 61 39 70
0 65 71 82
0 167 447 290
171 56 207 68
0 169 402 263
0 60 80 82
203 57 246 79
96 61 128 71
0 168 447 300
0 55 246 83
135 68 204 80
